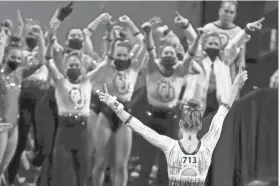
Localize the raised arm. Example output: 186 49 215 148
21 25 46 78
97 86 175 153
83 13 112 62
44 30 63 82
178 28 202 75
119 15 144 45
223 17 265 65
9 9 24 46
141 22 158 71
49 2 74 51
201 64 248 152
0 28 8 65
174 11 197 45
85 36 116 81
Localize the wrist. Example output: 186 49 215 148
181 22 190 30
243 26 253 35
109 101 124 114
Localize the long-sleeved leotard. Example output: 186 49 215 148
104 77 244 186
119 104 228 186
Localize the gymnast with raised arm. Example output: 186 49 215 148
97 63 248 186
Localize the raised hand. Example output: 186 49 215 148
233 63 248 88
141 22 152 34
97 84 117 107
149 16 162 29
17 9 24 28
30 25 43 39
119 15 132 24
57 1 74 21
174 10 189 30
246 17 265 31
99 13 112 24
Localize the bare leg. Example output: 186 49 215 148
0 131 8 176
92 113 112 186
110 124 132 186
87 110 98 186
0 126 18 175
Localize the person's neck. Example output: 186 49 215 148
215 20 234 29
65 46 83 53
159 66 174 77
181 132 199 144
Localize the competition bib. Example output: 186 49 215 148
156 80 175 102
180 155 199 177
114 72 130 95
181 155 198 165
68 87 85 109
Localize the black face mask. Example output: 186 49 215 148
67 68 81 83
25 37 37 50
205 48 220 62
68 38 83 50
7 60 20 71
161 56 176 69
114 59 131 71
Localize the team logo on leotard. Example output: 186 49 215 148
156 80 175 102
218 32 230 49
69 87 85 109
114 72 130 95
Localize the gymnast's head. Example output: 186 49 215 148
179 99 202 135
4 45 23 71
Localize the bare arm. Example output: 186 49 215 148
86 57 109 82
98 93 175 152
20 24 46 78
45 37 63 82
0 29 8 65
174 11 197 45
141 22 158 72
83 30 102 63
224 18 265 65
179 32 201 75
201 67 248 152
83 13 111 62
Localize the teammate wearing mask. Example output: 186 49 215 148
2 24 46 186
139 17 200 185
183 17 264 119
185 0 247 82
87 15 145 186
97 61 248 186
44 25 109 186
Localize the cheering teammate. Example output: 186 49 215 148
138 14 200 185
97 61 248 186
0 23 45 185
183 17 264 119
44 25 98 186
90 15 145 186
